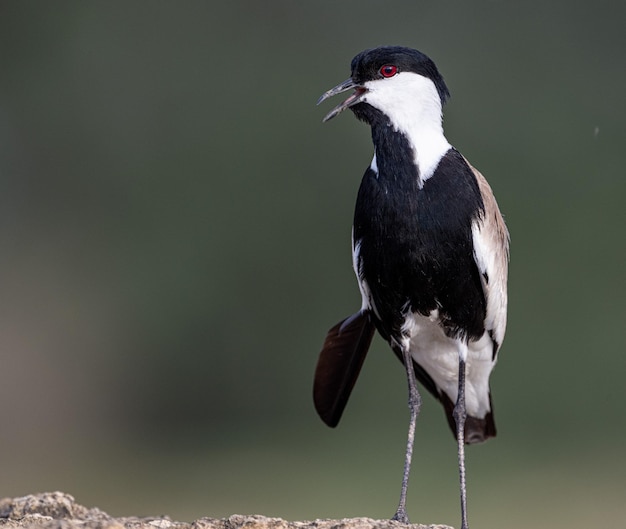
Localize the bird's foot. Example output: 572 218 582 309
391 508 410 524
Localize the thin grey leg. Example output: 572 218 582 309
392 346 421 523
454 358 469 529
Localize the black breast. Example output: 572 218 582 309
353 127 487 343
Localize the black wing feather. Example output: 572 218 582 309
313 311 375 427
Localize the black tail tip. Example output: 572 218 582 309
441 392 497 444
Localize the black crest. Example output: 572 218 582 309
350 46 451 104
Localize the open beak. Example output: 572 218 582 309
317 78 367 122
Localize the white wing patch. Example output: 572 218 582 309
370 152 378 175
352 232 380 318
472 220 508 349
469 162 509 352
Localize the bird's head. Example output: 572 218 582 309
318 46 450 126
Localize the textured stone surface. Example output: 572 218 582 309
0 492 453 529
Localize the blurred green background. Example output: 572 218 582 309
0 1 624 528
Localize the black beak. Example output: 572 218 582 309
317 78 367 122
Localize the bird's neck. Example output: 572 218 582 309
370 109 451 186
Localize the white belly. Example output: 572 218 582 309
402 311 496 418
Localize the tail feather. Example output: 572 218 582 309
313 311 375 427
440 390 496 444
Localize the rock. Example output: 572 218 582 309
0 492 453 529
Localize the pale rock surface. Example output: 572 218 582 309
0 492 454 529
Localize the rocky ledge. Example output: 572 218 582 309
0 492 453 529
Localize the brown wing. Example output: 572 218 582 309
466 159 509 354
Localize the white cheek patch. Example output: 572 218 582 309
363 72 451 184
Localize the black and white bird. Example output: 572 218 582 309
313 46 509 528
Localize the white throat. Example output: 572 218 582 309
363 72 451 184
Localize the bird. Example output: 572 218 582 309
313 46 509 529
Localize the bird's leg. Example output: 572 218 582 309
454 357 469 529
392 345 421 523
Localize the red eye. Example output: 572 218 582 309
380 64 398 78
